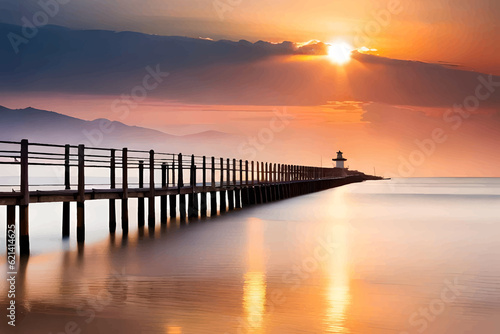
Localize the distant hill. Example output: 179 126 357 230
0 105 238 153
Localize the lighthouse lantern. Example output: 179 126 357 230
332 150 347 169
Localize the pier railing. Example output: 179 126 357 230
0 139 363 256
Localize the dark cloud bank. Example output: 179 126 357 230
1 23 500 109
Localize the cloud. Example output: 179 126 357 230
1 23 500 110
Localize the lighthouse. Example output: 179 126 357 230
333 150 347 169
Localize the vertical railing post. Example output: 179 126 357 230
19 139 30 256
122 148 129 235
161 162 167 224
251 161 255 185
109 149 116 233
245 160 249 185
239 160 243 186
226 158 230 187
62 144 71 238
256 161 260 184
277 163 281 183
219 157 226 213
188 155 198 219
265 163 268 182
220 157 224 186
203 156 207 189
77 144 85 243
233 159 237 186
211 156 216 188
210 157 217 216
138 160 145 227
148 150 155 228
201 156 207 217
260 161 266 182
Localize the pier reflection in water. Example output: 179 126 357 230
1 178 500 333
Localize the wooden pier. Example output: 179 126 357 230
0 140 375 256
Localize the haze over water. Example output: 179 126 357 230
1 178 500 333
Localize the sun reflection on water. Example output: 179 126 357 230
243 271 267 330
324 190 351 333
243 218 267 332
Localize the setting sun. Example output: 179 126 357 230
327 41 354 65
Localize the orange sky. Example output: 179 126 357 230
1 0 500 176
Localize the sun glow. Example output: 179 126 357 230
327 41 354 65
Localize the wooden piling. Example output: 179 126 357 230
255 186 262 204
228 190 234 210
62 144 70 238
148 150 155 227
188 155 198 219
210 191 217 216
235 188 241 209
121 148 129 235
241 185 248 206
234 158 241 209
227 159 234 210
161 162 167 224
77 144 85 243
226 158 230 187
249 187 256 205
19 139 29 256
178 154 186 221
109 149 116 233
169 161 176 218
7 205 15 252
138 160 145 227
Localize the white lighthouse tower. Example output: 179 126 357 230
333 150 347 169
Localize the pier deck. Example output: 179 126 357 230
0 140 374 256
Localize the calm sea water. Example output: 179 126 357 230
1 178 500 333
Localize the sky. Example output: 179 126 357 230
1 0 499 176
